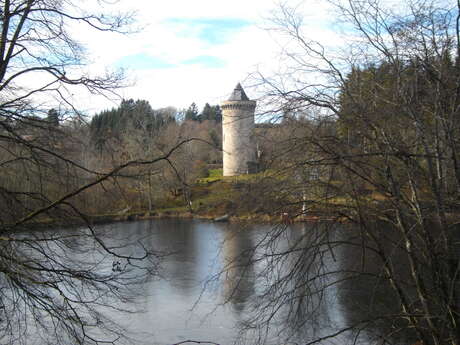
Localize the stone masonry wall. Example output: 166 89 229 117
221 100 256 176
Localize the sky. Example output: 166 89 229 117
77 0 335 114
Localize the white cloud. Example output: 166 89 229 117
72 0 337 114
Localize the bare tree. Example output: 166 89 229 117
234 0 460 344
0 1 192 344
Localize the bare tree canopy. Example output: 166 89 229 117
239 0 460 344
0 1 186 344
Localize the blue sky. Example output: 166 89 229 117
166 18 252 45
117 53 227 70
116 17 251 71
77 0 335 113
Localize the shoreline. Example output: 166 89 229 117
16 209 341 232
13 207 460 231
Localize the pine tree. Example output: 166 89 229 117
185 102 199 121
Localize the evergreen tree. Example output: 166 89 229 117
185 102 199 121
47 108 59 127
199 103 213 122
90 99 171 148
212 105 222 123
198 103 222 122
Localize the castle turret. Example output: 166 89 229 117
221 83 257 176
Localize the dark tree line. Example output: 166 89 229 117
90 99 176 138
338 54 460 200
91 100 222 142
184 102 222 122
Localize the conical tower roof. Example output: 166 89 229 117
228 83 250 101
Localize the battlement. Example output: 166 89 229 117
221 100 257 111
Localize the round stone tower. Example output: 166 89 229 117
221 83 257 176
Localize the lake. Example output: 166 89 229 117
84 218 414 345
17 218 417 345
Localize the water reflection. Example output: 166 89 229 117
237 222 344 344
282 223 336 341
154 219 199 295
221 226 255 313
335 223 418 345
15 219 420 345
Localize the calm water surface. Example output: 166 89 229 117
100 219 277 345
61 219 407 345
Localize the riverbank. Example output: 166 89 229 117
19 206 339 232
17 168 460 230
21 205 459 233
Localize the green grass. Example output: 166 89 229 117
151 179 237 217
197 168 223 184
209 169 222 177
